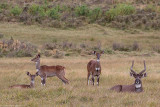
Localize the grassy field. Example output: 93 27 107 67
0 56 160 106
1 22 160 106
1 22 160 52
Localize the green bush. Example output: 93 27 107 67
29 4 46 16
10 6 22 16
0 3 8 9
89 7 102 22
47 8 60 19
75 5 90 16
106 4 135 21
28 4 39 15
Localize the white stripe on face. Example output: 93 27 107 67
95 68 100 71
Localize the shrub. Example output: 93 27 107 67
112 42 130 51
75 5 90 17
0 3 8 9
44 43 56 50
44 50 52 57
28 4 39 15
106 4 135 21
29 4 46 16
10 6 22 16
38 6 46 17
16 50 33 57
145 4 157 12
89 7 102 22
47 8 60 19
104 48 115 54
53 50 64 58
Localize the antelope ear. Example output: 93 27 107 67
27 72 30 76
130 72 134 77
142 73 147 78
36 72 39 76
37 53 40 58
93 51 96 55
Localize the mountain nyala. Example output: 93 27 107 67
87 51 104 86
110 60 147 93
10 72 38 89
31 54 69 86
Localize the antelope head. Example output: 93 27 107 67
130 60 147 89
27 72 38 87
27 72 38 82
93 51 104 62
31 54 40 62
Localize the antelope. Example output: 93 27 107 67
10 72 38 89
31 54 69 86
110 61 147 93
87 51 104 86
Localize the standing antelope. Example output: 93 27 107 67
31 54 69 86
110 61 147 93
87 51 104 86
10 72 38 89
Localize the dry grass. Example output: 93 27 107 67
0 22 160 106
0 56 160 106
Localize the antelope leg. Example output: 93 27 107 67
57 74 69 84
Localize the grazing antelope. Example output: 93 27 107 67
87 51 104 86
31 54 69 86
110 61 147 93
10 72 38 89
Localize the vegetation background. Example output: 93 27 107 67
0 0 160 106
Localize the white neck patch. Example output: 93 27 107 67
31 81 34 84
97 59 100 62
135 84 141 88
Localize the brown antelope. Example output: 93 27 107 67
87 51 104 86
110 61 147 93
10 72 38 89
31 54 69 86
